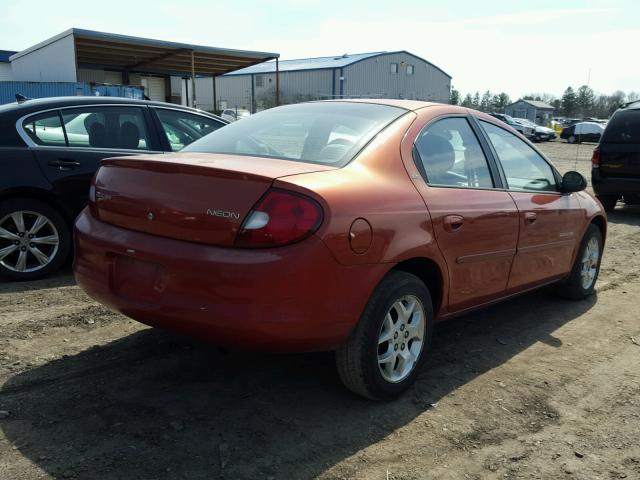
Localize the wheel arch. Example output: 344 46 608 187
391 257 445 317
0 188 75 228
590 214 607 241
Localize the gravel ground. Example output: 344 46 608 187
0 140 638 480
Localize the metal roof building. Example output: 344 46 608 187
210 50 452 112
505 99 555 125
4 29 279 107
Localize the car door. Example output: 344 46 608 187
22 105 162 215
406 115 519 313
151 107 226 152
477 119 584 291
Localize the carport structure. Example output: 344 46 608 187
10 28 280 108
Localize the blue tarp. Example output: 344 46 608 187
0 82 145 105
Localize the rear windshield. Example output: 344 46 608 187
601 110 640 144
183 102 406 166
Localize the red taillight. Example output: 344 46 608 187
235 189 323 247
592 147 601 167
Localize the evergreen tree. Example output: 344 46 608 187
480 90 492 112
472 92 481 109
461 94 473 108
561 87 577 116
450 88 460 105
491 92 511 113
576 85 595 116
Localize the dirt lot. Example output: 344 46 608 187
1 141 639 480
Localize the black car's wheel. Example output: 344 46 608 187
557 224 603 300
568 135 577 144
597 195 618 212
336 271 434 400
0 198 71 281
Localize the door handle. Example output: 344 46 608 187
524 212 537 224
48 159 81 171
443 215 464 232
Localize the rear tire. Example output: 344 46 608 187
0 198 70 281
597 195 618 212
557 224 603 300
336 271 434 400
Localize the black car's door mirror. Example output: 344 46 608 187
561 171 587 193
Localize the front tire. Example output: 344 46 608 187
557 224 603 300
336 271 434 400
0 198 71 281
568 135 577 144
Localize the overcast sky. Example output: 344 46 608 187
1 0 638 99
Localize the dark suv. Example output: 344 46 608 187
592 101 640 211
0 96 226 280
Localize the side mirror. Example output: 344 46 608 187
561 171 587 193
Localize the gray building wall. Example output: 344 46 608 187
11 34 77 82
505 100 554 124
215 74 253 111
0 63 12 81
342 52 450 102
214 52 451 111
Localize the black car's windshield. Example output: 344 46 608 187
183 102 407 167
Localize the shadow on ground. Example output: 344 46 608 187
1 288 596 479
606 204 640 227
0 266 75 294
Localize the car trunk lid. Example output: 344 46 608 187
93 152 335 246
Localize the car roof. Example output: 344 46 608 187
0 96 221 118
326 98 443 111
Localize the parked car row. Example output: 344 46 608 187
1 97 608 399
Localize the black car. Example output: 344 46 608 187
592 101 640 211
0 96 227 280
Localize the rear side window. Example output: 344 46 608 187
413 117 494 188
155 108 224 151
601 110 640 144
60 106 150 150
22 112 66 146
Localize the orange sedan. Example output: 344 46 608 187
74 100 606 399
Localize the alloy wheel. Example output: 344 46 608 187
0 211 60 273
580 237 600 290
377 295 426 383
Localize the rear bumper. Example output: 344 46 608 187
73 208 387 352
592 169 640 196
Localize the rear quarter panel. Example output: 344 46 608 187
275 109 451 314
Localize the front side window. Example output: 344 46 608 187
413 117 494 188
480 120 557 192
155 109 224 151
22 112 66 146
407 65 414 75
183 102 406 167
60 106 151 150
255 75 264 87
390 63 398 74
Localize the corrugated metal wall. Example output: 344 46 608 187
0 81 144 105
214 52 451 109
215 75 252 111
343 52 451 102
